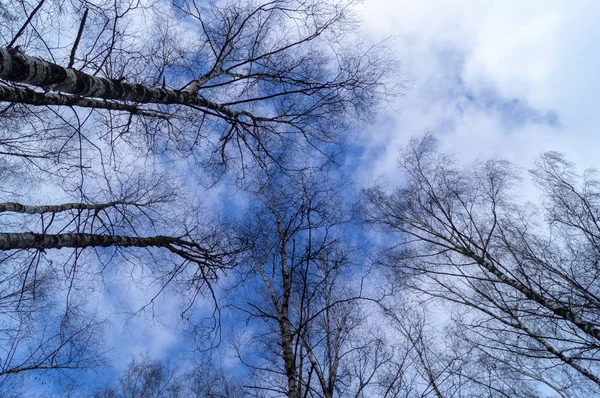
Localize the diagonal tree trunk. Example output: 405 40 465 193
0 232 178 251
0 232 222 268
462 248 600 343
0 47 250 120
0 201 145 214
0 85 170 118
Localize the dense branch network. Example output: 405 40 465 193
364 135 600 395
0 0 392 391
0 0 390 167
0 199 229 269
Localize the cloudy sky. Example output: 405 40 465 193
355 0 600 186
44 0 600 393
106 0 600 363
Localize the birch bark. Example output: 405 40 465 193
0 47 251 119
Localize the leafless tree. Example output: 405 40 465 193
0 0 393 171
186 360 247 398
0 0 392 390
0 249 104 395
0 170 243 392
228 170 389 398
364 135 600 397
377 298 542 398
91 352 245 398
93 353 182 398
0 0 393 269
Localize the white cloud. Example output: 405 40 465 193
355 0 600 187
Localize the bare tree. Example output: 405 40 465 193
0 0 392 170
91 352 245 398
0 0 393 262
186 360 247 398
0 0 392 390
0 147 239 388
378 298 542 398
228 170 387 398
0 250 104 395
364 135 600 397
93 353 182 398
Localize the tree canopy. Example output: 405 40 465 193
0 0 598 397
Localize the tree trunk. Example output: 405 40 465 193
0 47 247 119
0 201 141 214
463 248 600 342
0 85 167 117
0 232 175 251
280 318 300 398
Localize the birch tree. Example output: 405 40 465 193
0 168 238 391
0 0 391 258
0 0 391 389
0 0 391 298
364 135 600 397
91 352 246 398
0 0 391 170
230 170 389 398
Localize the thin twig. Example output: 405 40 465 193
8 0 47 48
68 8 89 68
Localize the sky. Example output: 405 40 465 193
17 0 600 394
89 0 600 379
99 0 600 369
354 0 600 187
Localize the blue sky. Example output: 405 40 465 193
22 0 600 394
96 0 600 374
